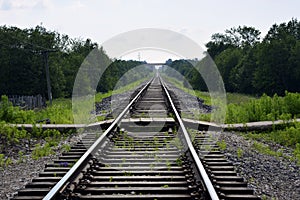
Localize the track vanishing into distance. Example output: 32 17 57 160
13 75 261 200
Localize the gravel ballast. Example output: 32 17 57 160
0 133 82 199
217 132 300 200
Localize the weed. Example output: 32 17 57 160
294 143 300 165
123 171 132 176
237 148 243 158
166 160 171 171
17 151 25 164
176 158 182 166
252 141 287 159
31 143 54 160
217 140 227 151
261 195 267 200
62 144 71 152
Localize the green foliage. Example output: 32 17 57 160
0 95 74 124
0 118 74 162
0 25 103 98
0 121 30 152
252 141 283 157
226 92 300 123
226 93 255 104
0 154 12 167
31 143 54 160
294 143 300 165
0 154 4 167
175 158 182 166
0 95 35 123
244 123 300 165
242 122 300 164
98 60 153 93
17 151 25 164
95 92 112 103
0 25 154 100
245 123 300 148
164 19 300 96
30 129 62 160
62 144 71 152
162 76 211 105
35 98 73 124
215 47 243 92
237 148 244 158
217 140 227 151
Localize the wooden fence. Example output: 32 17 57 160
8 95 46 110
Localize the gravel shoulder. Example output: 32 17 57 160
217 131 300 200
0 133 82 200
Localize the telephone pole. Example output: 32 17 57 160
42 50 57 106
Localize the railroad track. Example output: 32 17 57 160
13 74 260 200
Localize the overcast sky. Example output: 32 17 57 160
1 0 299 62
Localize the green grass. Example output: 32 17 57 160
252 141 284 157
95 92 112 103
162 76 212 105
226 93 255 104
0 77 151 125
162 75 255 105
162 76 300 124
237 148 244 158
36 98 73 124
31 143 54 160
0 153 12 168
216 140 227 151
111 77 150 96
245 123 300 147
0 122 75 164
226 92 300 123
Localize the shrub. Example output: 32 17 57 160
226 92 300 123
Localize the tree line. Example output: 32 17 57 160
0 25 151 99
164 18 300 96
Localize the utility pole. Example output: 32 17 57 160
42 50 57 106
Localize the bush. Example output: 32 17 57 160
0 95 35 123
226 92 300 123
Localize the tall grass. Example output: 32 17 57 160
0 77 151 125
36 98 73 124
226 92 300 123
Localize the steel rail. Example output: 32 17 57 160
43 78 153 200
159 75 220 200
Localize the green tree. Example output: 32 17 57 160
215 48 243 92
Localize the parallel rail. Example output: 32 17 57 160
43 78 154 200
13 74 260 200
159 77 219 199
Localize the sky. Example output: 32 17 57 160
0 0 300 62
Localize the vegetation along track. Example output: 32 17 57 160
12 74 260 200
